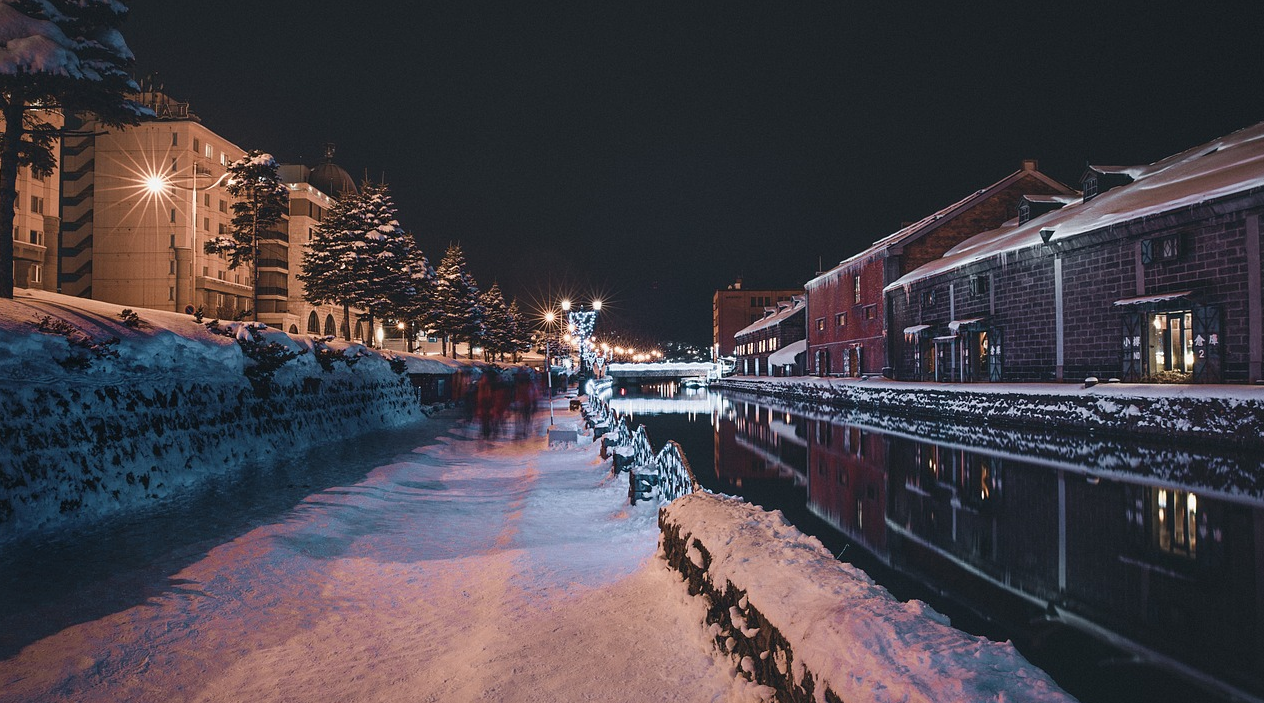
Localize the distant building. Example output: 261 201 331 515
887 121 1264 383
712 278 802 360
805 161 1074 378
734 295 806 376
60 87 250 317
278 145 370 341
5 108 62 292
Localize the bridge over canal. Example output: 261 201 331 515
605 362 718 385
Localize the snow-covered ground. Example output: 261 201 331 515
0 407 768 702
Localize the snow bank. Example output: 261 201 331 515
660 493 1076 703
0 291 435 543
713 376 1264 449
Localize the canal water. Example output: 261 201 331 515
609 382 1264 703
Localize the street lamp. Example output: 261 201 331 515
142 166 231 314
543 309 558 425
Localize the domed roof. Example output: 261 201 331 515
308 143 357 198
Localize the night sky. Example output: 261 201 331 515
122 2 1264 346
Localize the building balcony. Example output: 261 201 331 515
255 258 289 271
12 240 46 262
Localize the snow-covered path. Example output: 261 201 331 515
0 411 760 703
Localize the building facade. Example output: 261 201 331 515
277 148 370 341
61 89 251 317
887 121 1264 384
805 161 1074 378
734 295 806 376
6 108 62 292
712 278 802 360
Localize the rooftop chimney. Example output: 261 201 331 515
1022 159 1038 171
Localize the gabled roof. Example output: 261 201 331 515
887 121 1264 292
806 163 1073 288
734 295 805 338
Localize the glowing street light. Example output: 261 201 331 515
135 165 231 314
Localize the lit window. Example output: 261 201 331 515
30 263 41 283
205 144 213 159
864 306 875 320
816 318 825 331
1154 488 1198 558
836 312 846 327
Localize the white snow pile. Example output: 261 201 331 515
0 289 244 384
662 492 1076 703
0 290 435 542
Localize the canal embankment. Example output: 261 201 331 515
659 491 1076 703
712 376 1264 449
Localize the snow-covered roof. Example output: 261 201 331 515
734 296 805 338
902 324 932 335
887 121 1264 291
807 164 1073 288
1113 291 1194 307
1022 193 1080 205
402 355 458 374
767 338 807 366
947 317 985 332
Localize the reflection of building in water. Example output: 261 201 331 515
712 400 807 489
877 436 1264 695
805 417 888 557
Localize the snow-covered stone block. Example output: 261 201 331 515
659 492 1076 703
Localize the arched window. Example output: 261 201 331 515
324 314 336 336
288 324 299 334
307 311 319 334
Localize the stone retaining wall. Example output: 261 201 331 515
713 377 1264 449
0 372 425 541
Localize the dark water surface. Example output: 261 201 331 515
610 383 1264 703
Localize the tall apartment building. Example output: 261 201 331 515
60 88 251 317
5 108 62 292
58 89 376 342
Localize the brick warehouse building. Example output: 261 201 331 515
734 295 805 376
887 121 1264 383
805 161 1074 377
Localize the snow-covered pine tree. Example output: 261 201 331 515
298 179 366 340
431 244 483 358
505 299 532 362
344 182 416 347
204 150 288 320
478 283 509 360
387 237 434 353
0 0 146 298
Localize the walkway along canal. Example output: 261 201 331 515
608 382 1264 703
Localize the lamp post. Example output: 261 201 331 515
143 166 231 314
